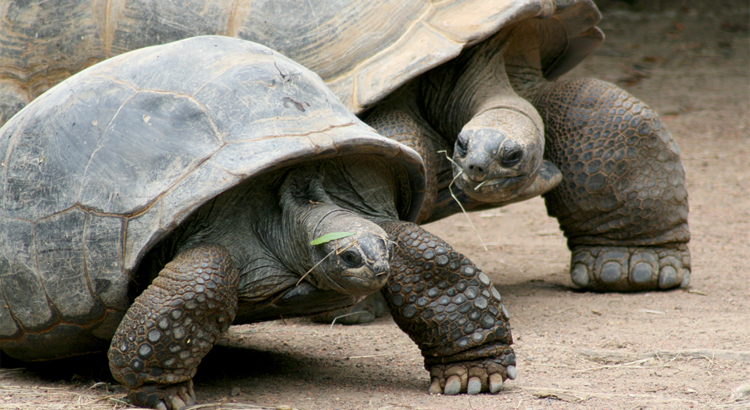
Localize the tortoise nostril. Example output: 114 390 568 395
468 164 484 173
373 261 390 277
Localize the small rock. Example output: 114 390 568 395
730 384 750 401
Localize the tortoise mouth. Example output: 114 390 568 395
324 271 388 296
473 175 527 189
455 173 528 200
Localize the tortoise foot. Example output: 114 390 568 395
570 245 691 291
128 380 195 410
310 293 388 325
427 354 516 395
379 221 516 396
108 246 238 409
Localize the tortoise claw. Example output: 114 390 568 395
427 359 513 395
467 377 482 395
168 382 195 410
128 380 196 410
444 375 462 395
506 364 517 380
428 378 442 395
569 246 690 291
489 373 504 393
166 395 187 410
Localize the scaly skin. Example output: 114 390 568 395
108 245 238 410
379 220 516 395
107 223 515 404
531 78 691 291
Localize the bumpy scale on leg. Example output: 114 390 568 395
532 78 690 291
379 221 515 395
108 245 238 410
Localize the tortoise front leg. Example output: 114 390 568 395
378 221 515 395
108 245 238 410
531 78 691 291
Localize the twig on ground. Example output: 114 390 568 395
0 368 24 376
106 397 132 407
637 309 665 314
231 322 275 335
576 348 750 364
330 311 366 329
346 354 391 360
520 387 700 405
526 363 577 369
383 404 414 409
0 384 134 409
523 387 590 402
571 357 654 373
89 382 110 392
186 403 280 409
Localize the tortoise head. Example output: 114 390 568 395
416 25 561 206
279 166 395 296
307 209 391 296
451 105 544 203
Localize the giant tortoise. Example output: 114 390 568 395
0 0 690 290
0 36 516 409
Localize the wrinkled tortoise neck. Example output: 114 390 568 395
418 31 535 140
502 21 558 99
275 167 340 270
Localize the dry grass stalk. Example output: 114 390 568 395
576 348 750 364
521 386 700 405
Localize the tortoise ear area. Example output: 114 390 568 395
455 131 470 158
279 166 333 206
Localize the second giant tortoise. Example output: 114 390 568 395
0 0 691 292
0 37 515 409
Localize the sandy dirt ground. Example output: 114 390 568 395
1 0 748 409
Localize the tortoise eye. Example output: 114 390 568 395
341 250 363 267
502 142 524 167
